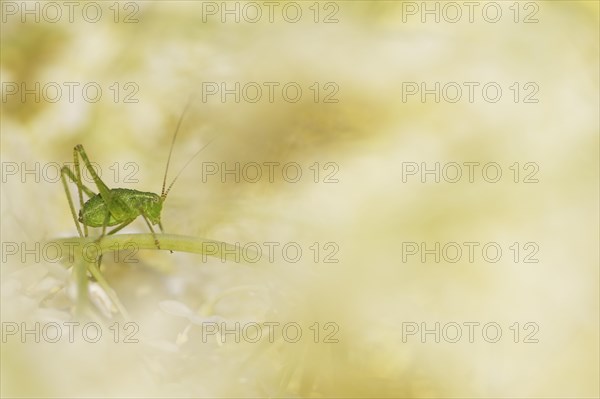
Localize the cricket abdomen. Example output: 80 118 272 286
79 188 163 228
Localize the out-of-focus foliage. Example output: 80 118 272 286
1 1 598 397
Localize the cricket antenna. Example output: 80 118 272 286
160 96 216 201
162 137 215 201
161 97 195 199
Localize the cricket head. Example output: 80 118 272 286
145 193 164 226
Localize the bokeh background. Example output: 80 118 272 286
1 1 598 397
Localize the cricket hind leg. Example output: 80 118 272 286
69 145 107 238
60 165 96 238
61 166 96 198
73 144 131 239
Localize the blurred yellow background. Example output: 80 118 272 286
1 1 598 397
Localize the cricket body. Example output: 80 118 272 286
78 188 162 228
61 98 212 251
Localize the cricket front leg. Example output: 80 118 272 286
107 219 136 236
157 220 173 253
139 210 162 251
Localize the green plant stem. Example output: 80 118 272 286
48 233 265 319
50 233 264 265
